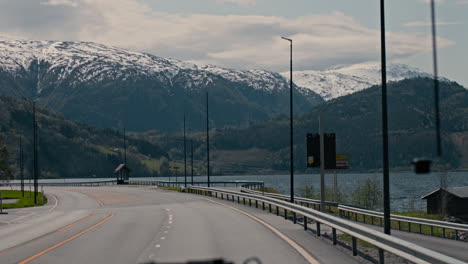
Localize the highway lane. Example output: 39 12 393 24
0 186 360 264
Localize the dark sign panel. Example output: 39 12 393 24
306 133 320 167
306 133 336 169
324 133 336 169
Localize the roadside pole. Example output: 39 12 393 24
319 116 325 212
0 192 8 214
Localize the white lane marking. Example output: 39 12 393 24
47 193 59 212
155 244 161 248
163 231 168 234
199 197 320 264
160 237 165 240
168 221 172 224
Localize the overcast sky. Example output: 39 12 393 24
0 0 467 86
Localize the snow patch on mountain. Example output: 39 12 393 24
0 40 291 94
281 62 433 101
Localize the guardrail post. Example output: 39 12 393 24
262 202 265 211
398 221 401 230
455 230 459 240
304 216 308 230
430 225 433 236
249 199 252 207
237 196 240 204
371 216 374 225
332 228 337 245
442 228 445 238
269 204 272 213
243 197 246 205
408 223 412 233
419 224 422 234
255 200 258 208
354 212 357 222
221 194 224 200
378 249 384 264
316 222 321 237
276 206 279 216
293 212 297 224
352 237 357 256
284 209 288 219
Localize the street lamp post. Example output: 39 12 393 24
430 0 442 157
282 36 296 224
191 140 194 185
184 114 187 187
32 101 38 204
281 37 294 204
380 0 391 236
206 91 210 188
19 136 24 197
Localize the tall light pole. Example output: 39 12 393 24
380 0 391 236
191 140 194 185
431 0 442 157
19 136 24 197
206 91 210 188
123 127 127 165
184 114 187 187
282 37 294 205
32 101 38 204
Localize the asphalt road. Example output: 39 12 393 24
0 186 359 264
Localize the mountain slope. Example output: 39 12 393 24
205 78 468 172
281 62 433 101
0 40 323 132
0 96 169 178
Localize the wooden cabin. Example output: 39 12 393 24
421 186 468 218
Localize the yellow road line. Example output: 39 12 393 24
199 197 320 264
56 214 96 232
18 213 115 264
0 213 96 255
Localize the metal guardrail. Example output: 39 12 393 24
240 187 338 210
241 187 468 241
187 186 466 264
338 205 468 240
4 180 118 187
128 180 264 188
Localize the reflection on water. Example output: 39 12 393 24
6 171 468 212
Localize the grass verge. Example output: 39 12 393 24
0 190 48 209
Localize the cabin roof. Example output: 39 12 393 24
421 186 468 199
115 164 130 173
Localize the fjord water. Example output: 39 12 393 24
16 171 468 212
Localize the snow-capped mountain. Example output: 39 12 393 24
0 40 322 131
281 63 433 101
0 40 299 94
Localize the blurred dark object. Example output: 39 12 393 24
143 259 233 264
143 257 262 264
412 158 432 174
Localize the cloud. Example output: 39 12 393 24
404 21 463 27
216 0 256 7
0 0 455 72
40 0 78 7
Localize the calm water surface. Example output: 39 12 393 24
8 171 468 212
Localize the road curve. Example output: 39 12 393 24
0 186 358 264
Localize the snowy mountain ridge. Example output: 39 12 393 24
281 62 435 101
0 40 289 94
